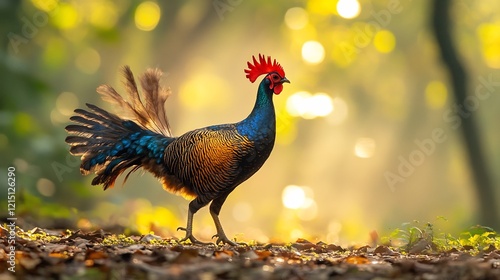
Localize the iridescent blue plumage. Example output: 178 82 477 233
67 104 174 188
237 79 276 140
66 55 289 245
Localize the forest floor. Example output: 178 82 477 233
1 226 499 280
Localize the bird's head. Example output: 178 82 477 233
244 54 290 95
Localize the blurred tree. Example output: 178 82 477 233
432 0 499 230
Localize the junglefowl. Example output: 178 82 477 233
65 54 289 245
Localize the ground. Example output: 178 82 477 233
1 227 499 279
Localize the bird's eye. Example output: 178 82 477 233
271 74 280 81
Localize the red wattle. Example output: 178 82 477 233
274 84 283 95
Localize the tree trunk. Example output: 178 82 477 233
431 0 499 229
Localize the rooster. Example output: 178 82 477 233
65 54 289 245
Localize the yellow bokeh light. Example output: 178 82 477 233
302 40 325 64
282 185 306 209
135 206 177 235
77 218 93 230
75 48 101 74
286 91 333 119
311 93 334 117
89 0 118 29
135 1 161 31
31 0 59 12
286 91 312 118
275 109 297 146
425 81 448 109
477 23 500 69
290 229 304 241
373 30 396 53
327 97 349 125
56 92 79 116
337 0 361 19
284 7 309 30
282 185 317 219
482 45 500 69
36 178 55 197
179 73 230 110
307 0 337 15
51 3 80 30
354 137 376 158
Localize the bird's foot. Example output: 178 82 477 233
177 227 211 245
211 233 243 246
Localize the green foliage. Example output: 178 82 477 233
382 221 499 254
15 227 63 243
382 221 434 251
17 190 73 219
101 232 178 246
102 234 136 245
146 238 177 246
442 225 500 252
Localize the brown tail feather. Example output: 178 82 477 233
96 66 172 136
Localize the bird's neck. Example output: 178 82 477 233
237 81 276 138
250 81 275 118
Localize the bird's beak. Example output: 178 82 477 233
281 77 290 84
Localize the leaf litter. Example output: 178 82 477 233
0 226 499 279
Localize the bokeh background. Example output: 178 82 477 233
1 0 499 245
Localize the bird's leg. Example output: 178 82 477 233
177 199 210 245
210 212 237 246
209 194 239 246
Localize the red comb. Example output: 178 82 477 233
244 54 285 83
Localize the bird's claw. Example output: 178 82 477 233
177 227 211 245
211 234 241 246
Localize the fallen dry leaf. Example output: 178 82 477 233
86 250 108 260
2 227 499 280
344 256 370 264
